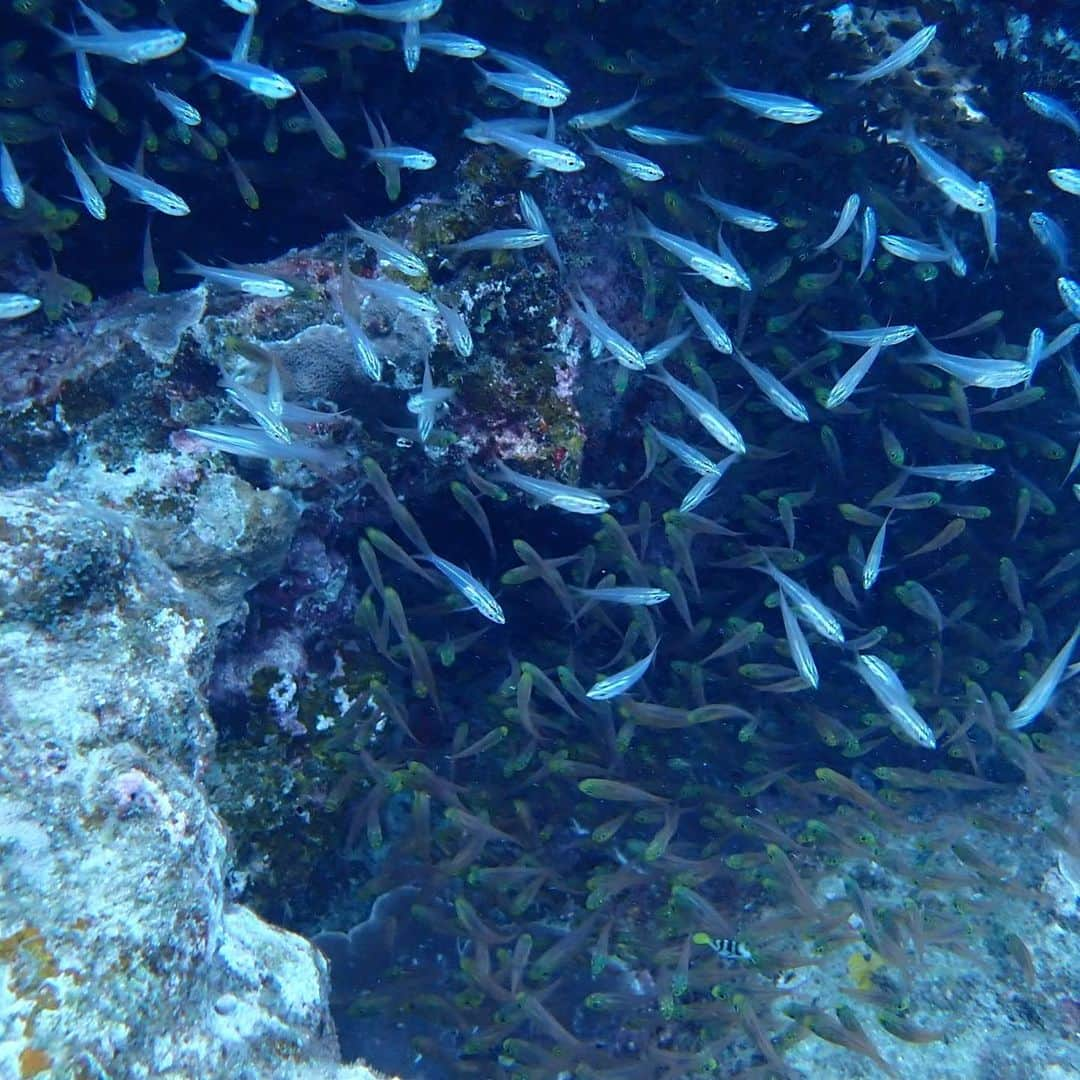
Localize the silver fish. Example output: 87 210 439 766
346 217 427 278
1007 621 1080 729
55 1 186 64
422 553 505 624
85 144 190 216
0 140 24 209
844 23 937 85
779 588 818 689
695 184 777 232
192 14 296 100
587 640 660 700
0 293 41 320
649 368 746 454
352 0 442 21
178 254 293 297
568 91 641 131
758 559 845 644
417 31 486 59
731 349 809 423
59 136 106 221
583 136 664 182
708 76 822 123
570 585 670 606
449 228 549 253
495 461 610 514
151 83 201 126
1049 168 1080 195
814 193 860 254
633 212 751 290
474 65 568 107
854 654 936 748
1023 91 1080 137
902 464 995 482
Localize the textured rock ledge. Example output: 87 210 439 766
0 482 389 1079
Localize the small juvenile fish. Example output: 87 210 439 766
1023 91 1080 137
642 329 693 366
932 310 1003 341
336 250 381 381
422 553 505 624
474 65 568 108
178 254 293 297
648 426 728 477
495 460 610 514
892 119 995 228
708 76 822 123
477 65 570 108
1059 277 1080 320
587 640 661 700
880 233 952 264
299 88 347 158
0 293 41 320
583 136 664 182
224 150 259 209
844 23 937 84
578 777 667 804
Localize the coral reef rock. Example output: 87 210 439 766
0 482 390 1079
